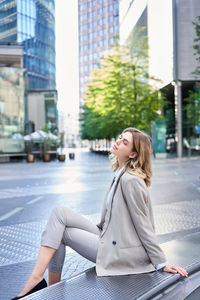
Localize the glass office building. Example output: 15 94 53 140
78 0 119 106
0 0 56 90
0 67 27 153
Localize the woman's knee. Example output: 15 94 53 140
50 206 71 224
51 206 67 217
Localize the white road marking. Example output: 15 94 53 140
0 183 106 199
27 196 43 205
0 207 23 221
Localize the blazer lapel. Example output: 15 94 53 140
101 169 125 237
97 176 115 228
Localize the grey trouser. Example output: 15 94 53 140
41 207 101 273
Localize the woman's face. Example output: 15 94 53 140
111 131 137 165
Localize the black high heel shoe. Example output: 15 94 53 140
11 278 47 299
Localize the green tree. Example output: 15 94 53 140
81 30 165 140
183 86 200 137
182 17 200 138
192 16 200 76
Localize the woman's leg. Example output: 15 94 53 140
48 242 65 285
47 207 100 285
18 246 56 297
18 206 100 295
48 271 61 286
41 206 100 249
48 226 100 285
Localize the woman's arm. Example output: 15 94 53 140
122 177 188 276
122 177 167 265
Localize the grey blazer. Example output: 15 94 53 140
96 171 166 276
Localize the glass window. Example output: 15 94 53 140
109 37 114 45
98 8 102 15
92 21 97 28
109 15 113 23
109 26 113 34
98 19 102 26
0 67 27 153
114 24 118 34
92 10 96 18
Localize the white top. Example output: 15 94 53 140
106 166 125 210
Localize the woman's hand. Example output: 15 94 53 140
162 264 188 277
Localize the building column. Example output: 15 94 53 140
174 80 182 157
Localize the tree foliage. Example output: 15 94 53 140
183 86 200 136
192 16 200 76
81 30 165 140
182 16 200 137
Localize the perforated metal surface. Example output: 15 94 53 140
23 268 173 300
0 221 46 265
154 199 200 235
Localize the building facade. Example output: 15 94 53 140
27 90 57 132
0 0 56 90
120 0 200 157
78 0 119 107
0 45 27 154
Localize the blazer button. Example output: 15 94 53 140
112 241 116 245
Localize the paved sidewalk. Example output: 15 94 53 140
0 151 199 299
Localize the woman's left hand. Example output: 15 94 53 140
162 264 188 277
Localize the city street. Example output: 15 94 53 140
0 150 200 299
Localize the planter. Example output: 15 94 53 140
69 152 75 159
43 153 51 162
27 153 35 163
58 154 66 162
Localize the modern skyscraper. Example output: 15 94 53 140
0 0 56 90
78 0 119 107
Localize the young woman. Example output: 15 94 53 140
12 127 187 299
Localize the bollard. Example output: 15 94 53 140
69 152 75 159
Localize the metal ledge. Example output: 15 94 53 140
15 232 200 300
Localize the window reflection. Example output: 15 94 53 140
0 0 56 90
0 67 27 153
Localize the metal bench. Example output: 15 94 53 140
23 232 200 300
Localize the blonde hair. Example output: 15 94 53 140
109 128 152 187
